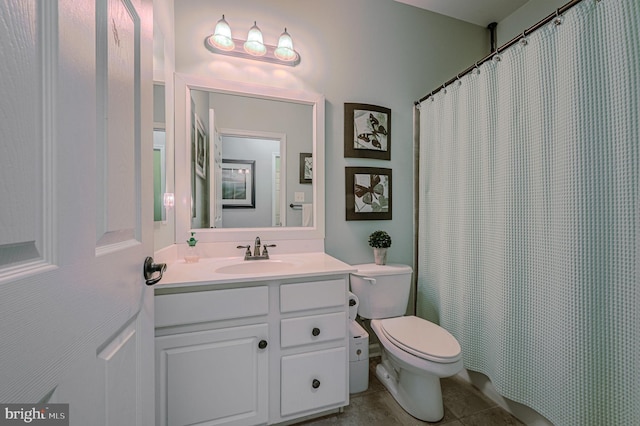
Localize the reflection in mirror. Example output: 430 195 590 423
189 89 312 229
218 133 284 228
174 74 325 243
153 84 166 223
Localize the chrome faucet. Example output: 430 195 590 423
254 237 261 259
237 237 277 260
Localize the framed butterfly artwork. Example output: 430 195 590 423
345 167 392 221
344 103 391 160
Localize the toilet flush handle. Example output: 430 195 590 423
362 277 376 285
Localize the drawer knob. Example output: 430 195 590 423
312 379 321 389
312 327 321 337
258 340 268 349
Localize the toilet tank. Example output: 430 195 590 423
349 264 413 319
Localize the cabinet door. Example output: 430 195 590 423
156 324 268 426
281 347 348 417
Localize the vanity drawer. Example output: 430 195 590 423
281 347 348 416
281 312 347 348
155 286 269 328
280 279 346 313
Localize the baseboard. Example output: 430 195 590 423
456 369 554 426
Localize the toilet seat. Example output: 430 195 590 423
379 316 461 363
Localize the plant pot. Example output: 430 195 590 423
373 248 388 265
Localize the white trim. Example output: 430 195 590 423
41 0 57 269
271 152 282 226
153 132 166 222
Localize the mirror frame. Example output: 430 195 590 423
174 73 325 243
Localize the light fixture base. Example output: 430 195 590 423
205 36 301 67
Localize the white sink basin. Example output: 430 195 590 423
215 260 297 275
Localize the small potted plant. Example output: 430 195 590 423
368 230 391 265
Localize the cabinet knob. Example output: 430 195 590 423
312 327 321 337
312 379 321 389
258 340 268 349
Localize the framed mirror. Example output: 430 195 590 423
174 73 325 243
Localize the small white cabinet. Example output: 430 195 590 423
277 279 349 422
156 324 268 426
154 274 350 426
281 347 347 416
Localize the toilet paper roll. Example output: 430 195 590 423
348 291 359 321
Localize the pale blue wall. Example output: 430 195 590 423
174 0 487 270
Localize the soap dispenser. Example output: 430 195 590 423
185 232 199 263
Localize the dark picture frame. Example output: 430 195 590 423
344 103 391 160
299 152 312 184
345 167 392 221
222 159 255 209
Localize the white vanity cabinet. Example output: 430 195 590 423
154 274 350 426
155 285 270 426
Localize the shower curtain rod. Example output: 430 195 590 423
415 0 585 105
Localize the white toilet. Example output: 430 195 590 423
349 263 462 422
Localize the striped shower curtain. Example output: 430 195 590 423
417 1 638 424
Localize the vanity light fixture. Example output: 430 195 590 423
205 15 301 67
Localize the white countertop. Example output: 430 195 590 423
156 252 356 289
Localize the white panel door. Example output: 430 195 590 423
0 0 154 425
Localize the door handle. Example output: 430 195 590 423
143 257 166 286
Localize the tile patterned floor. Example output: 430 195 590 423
298 357 524 426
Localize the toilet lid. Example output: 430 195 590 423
380 316 461 363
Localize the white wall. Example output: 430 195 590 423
173 0 487 270
497 0 568 45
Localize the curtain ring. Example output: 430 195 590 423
456 75 462 86
520 30 529 46
554 9 564 25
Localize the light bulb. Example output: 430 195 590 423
210 15 235 51
243 21 266 56
274 28 297 62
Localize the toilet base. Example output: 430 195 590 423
375 353 444 422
